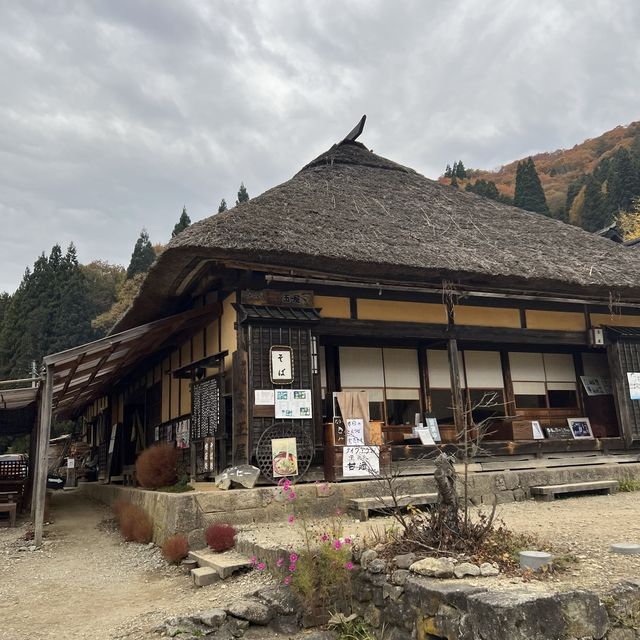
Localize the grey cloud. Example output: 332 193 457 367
1 0 640 291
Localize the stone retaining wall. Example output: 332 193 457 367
79 461 640 546
349 555 640 640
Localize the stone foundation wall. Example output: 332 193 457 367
350 557 640 640
79 461 640 546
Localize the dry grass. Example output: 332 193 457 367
113 500 153 544
162 534 189 563
135 444 178 489
205 523 236 552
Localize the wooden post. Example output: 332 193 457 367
34 364 53 547
447 338 465 437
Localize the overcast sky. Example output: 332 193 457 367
1 1 639 292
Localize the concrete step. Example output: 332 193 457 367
188 550 252 579
531 480 618 501
190 566 219 587
348 492 438 521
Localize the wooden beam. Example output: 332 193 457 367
447 338 465 439
34 366 53 547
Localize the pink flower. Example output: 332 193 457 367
257 562 266 571
288 491 296 501
250 556 257 565
277 478 286 487
321 533 329 542
344 537 352 545
345 561 354 570
287 514 295 524
289 564 296 572
276 558 284 567
283 575 291 585
283 479 291 491
290 553 298 563
333 540 342 550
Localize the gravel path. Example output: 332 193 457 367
0 490 299 640
2 487 639 639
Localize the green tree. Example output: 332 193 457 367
171 206 191 238
607 148 640 213
581 176 609 231
235 183 249 206
0 244 95 379
444 164 452 178
514 157 549 215
82 261 125 326
92 273 145 336
218 198 228 213
450 175 458 188
126 229 156 279
455 160 466 179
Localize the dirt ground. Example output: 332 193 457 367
0 490 302 640
2 489 640 640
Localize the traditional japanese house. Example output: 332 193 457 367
48 120 640 483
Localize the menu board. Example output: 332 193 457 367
191 377 221 439
343 446 380 478
275 389 312 419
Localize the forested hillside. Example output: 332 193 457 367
441 121 640 233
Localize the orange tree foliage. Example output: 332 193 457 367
135 443 178 489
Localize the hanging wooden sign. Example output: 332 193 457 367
270 346 294 384
241 289 314 307
191 376 221 439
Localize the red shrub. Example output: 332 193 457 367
162 534 189 563
205 523 237 552
116 501 153 543
135 443 178 489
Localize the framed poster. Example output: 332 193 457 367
628 373 640 400
270 346 294 384
580 376 611 396
343 446 380 478
531 421 545 440
545 425 574 439
567 417 594 439
271 437 299 477
275 389 312 419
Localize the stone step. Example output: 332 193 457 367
190 566 219 587
188 550 252 579
531 480 618 501
348 492 438 521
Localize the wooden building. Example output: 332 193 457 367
48 123 640 483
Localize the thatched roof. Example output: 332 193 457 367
113 139 640 332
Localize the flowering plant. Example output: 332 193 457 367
253 477 355 617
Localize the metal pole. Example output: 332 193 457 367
34 365 53 547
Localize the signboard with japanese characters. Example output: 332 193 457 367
580 376 612 396
346 418 365 445
270 346 294 384
628 372 640 400
342 446 380 477
241 289 314 307
275 389 312 419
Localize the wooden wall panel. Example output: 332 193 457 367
161 357 170 423
527 310 586 331
220 296 237 371
315 295 351 319
170 350 180 419
456 306 520 328
357 299 447 323
591 313 640 328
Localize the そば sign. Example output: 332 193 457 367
270 346 293 384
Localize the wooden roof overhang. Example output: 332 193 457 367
44 303 221 418
0 386 39 436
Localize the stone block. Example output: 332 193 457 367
226 599 273 625
191 567 219 587
391 569 410 586
404 575 486 615
252 584 299 615
196 609 227 627
367 558 387 574
394 553 416 569
479 562 499 577
606 628 636 640
410 557 455 578
384 583 405 601
604 580 640 630
556 590 608 639
360 549 378 569
188 550 251 579
454 562 481 578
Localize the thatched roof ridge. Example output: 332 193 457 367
113 140 640 332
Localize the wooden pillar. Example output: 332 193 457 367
447 338 465 438
34 365 53 547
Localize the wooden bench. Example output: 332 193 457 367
531 480 618 501
348 492 438 521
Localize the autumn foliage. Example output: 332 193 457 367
113 500 153 543
162 534 189 563
135 443 178 489
205 523 237 552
